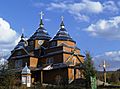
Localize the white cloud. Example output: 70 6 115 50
85 16 120 39
103 1 119 12
93 50 120 71
46 0 118 21
47 3 67 10
82 0 103 13
47 0 103 13
0 18 20 58
95 51 120 61
47 0 103 21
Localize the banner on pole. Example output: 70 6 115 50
90 76 97 89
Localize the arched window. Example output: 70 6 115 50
72 57 76 65
55 75 62 85
46 57 54 64
15 60 22 68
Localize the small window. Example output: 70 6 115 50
15 60 22 68
78 71 81 78
29 41 34 46
17 51 22 55
46 58 54 64
72 57 76 65
51 41 56 47
72 69 74 75
22 76 26 84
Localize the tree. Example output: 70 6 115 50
110 72 119 83
0 61 19 89
83 51 96 88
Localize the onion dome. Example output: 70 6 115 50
52 16 75 43
21 63 31 74
29 12 51 41
14 33 28 49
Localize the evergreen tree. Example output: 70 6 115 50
83 51 96 88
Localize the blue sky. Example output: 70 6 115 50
0 0 120 70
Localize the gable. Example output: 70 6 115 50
9 48 29 59
64 53 84 66
57 40 75 47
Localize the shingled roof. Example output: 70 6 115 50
52 17 75 43
29 18 51 41
14 34 27 49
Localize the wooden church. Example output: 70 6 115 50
8 12 84 85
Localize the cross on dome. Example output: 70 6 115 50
61 16 64 21
60 16 65 29
39 11 44 28
21 28 24 38
22 28 24 34
40 11 44 20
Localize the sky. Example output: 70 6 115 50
0 0 120 70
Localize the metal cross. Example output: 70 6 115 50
40 11 44 19
22 28 24 34
61 16 64 21
99 60 109 72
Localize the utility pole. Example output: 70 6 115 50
99 60 109 85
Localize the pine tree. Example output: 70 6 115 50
83 51 96 88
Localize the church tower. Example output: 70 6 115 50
42 16 84 84
14 33 28 50
50 16 76 47
8 33 29 69
28 12 51 50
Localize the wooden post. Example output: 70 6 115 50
99 60 109 85
104 72 106 84
41 70 43 84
